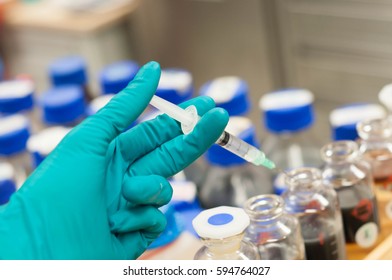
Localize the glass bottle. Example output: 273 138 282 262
320 141 380 248
199 76 251 116
0 80 41 132
329 103 386 141
99 60 139 95
0 161 17 206
357 117 392 221
48 56 93 101
40 85 85 128
0 114 31 187
27 126 71 169
244 194 305 260
199 116 272 209
192 206 259 260
259 88 322 195
281 167 346 260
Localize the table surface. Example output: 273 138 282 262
3 0 140 33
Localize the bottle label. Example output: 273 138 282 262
354 222 378 248
351 199 373 222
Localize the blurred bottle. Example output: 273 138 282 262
0 80 41 132
156 68 193 104
320 141 380 248
357 118 392 221
259 88 321 195
27 126 70 169
0 162 17 206
378 83 392 113
99 60 139 95
192 206 259 260
48 56 92 101
139 203 202 260
0 114 31 187
281 167 346 260
199 76 251 116
170 179 204 237
244 194 305 260
40 86 85 128
330 103 386 141
199 116 272 209
86 94 115 116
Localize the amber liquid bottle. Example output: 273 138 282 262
357 118 392 221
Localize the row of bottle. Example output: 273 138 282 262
192 163 375 260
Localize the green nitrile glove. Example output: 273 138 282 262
0 61 229 260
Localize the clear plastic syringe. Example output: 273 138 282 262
149 95 277 170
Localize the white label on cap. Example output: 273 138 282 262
224 116 253 137
89 94 114 115
204 76 241 103
171 180 197 203
259 89 313 110
0 162 15 180
27 126 70 156
0 114 29 135
330 104 386 127
0 80 34 99
355 222 378 248
379 83 392 111
158 70 192 95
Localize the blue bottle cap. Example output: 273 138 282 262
0 80 34 114
148 204 183 249
49 56 87 86
86 94 115 116
192 206 249 239
155 68 193 104
205 116 259 167
0 162 16 205
41 86 85 125
99 60 139 94
0 114 30 156
330 103 386 141
199 76 250 116
259 88 315 133
27 126 71 168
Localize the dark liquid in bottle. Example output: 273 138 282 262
341 196 379 243
304 234 339 260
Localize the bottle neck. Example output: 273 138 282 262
202 233 243 255
244 194 283 223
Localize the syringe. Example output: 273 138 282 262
149 95 277 170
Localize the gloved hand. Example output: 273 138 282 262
0 61 229 260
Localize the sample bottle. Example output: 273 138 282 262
27 126 71 169
0 114 31 187
139 203 203 260
40 86 85 128
281 167 346 260
320 141 380 248
170 179 204 237
259 88 322 195
199 116 272 209
192 206 259 260
99 60 139 95
357 118 392 220
0 80 41 132
86 94 115 116
330 103 386 141
244 194 305 260
48 56 92 101
0 161 17 206
199 76 251 116
155 68 193 105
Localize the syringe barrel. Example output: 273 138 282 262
216 131 264 164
